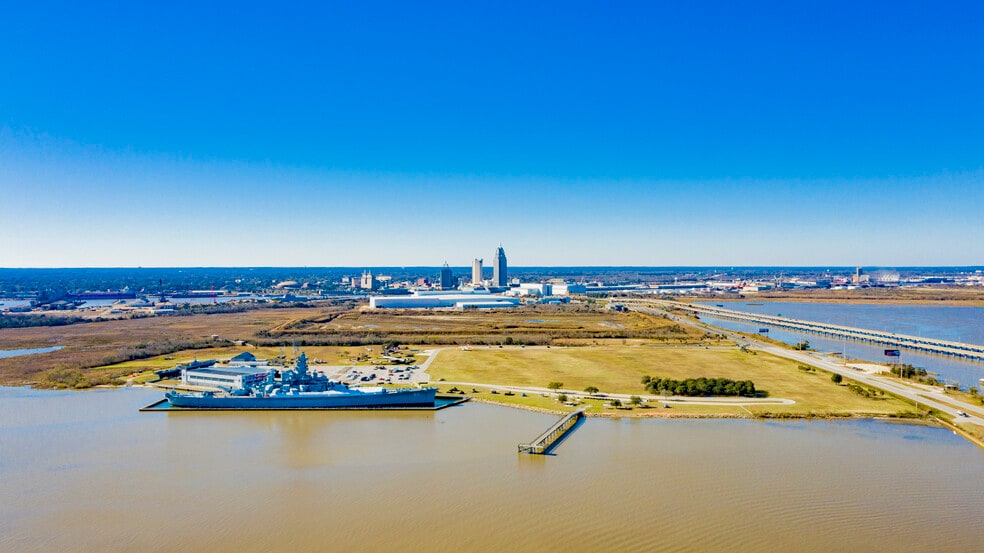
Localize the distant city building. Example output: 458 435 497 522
440 262 454 290
493 245 508 287
551 283 586 295
505 283 552 297
360 270 378 291
472 258 483 284
852 266 870 285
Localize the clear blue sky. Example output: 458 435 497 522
1 1 982 267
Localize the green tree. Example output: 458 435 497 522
610 398 622 408
584 386 600 394
831 373 843 384
548 381 564 390
630 395 643 406
557 393 568 403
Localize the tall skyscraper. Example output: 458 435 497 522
440 262 454 289
360 270 377 291
493 245 507 287
472 258 483 284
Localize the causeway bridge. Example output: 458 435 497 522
653 300 984 362
519 408 586 454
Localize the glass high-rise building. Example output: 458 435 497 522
493 245 507 287
440 262 454 289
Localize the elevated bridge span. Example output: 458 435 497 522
652 300 984 362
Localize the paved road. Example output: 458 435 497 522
631 304 984 427
419 347 794 406
436 380 796 407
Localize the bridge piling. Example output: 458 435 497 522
661 301 984 361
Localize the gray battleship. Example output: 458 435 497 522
165 352 437 409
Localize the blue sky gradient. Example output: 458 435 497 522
1 1 982 267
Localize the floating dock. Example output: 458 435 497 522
518 407 586 454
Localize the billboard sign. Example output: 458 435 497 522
884 349 901 357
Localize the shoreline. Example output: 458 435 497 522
469 396 924 421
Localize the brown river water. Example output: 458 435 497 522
2 386 983 553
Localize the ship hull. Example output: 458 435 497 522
166 388 437 409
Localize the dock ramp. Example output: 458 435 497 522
518 407 586 454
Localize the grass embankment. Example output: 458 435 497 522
428 345 917 418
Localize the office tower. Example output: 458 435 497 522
440 262 454 289
472 258 483 284
493 245 507 287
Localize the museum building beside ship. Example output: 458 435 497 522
180 351 272 390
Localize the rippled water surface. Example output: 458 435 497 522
2 386 983 553
698 302 984 387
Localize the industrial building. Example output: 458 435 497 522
551 283 587 295
369 290 520 309
506 283 552 296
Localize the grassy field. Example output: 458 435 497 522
262 305 711 345
2 302 705 387
427 345 918 417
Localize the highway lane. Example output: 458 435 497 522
631 303 984 427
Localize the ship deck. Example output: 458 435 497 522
140 394 469 412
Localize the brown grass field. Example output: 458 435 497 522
258 304 712 345
0 304 713 387
0 307 321 386
427 345 918 417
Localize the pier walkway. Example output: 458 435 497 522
519 408 586 454
654 300 984 361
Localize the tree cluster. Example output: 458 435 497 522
890 364 927 379
641 375 758 397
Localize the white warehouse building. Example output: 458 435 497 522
182 365 270 389
180 352 273 390
369 290 520 309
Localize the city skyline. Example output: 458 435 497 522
2 2 983 268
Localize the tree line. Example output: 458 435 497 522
641 375 759 397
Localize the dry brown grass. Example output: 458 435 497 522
264 305 708 345
0 307 322 386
